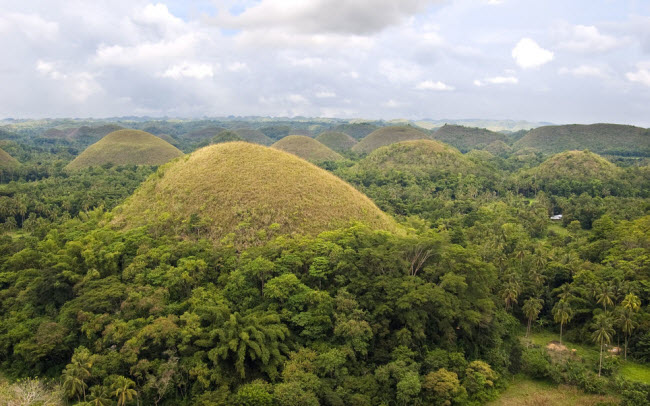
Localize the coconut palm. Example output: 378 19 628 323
596 284 614 312
522 297 544 337
621 293 641 312
502 281 520 312
112 376 137 406
88 385 112 406
62 366 88 402
552 300 573 344
618 307 638 360
591 314 615 376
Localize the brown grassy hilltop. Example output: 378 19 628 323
112 142 397 247
66 129 183 170
352 126 430 154
272 135 343 161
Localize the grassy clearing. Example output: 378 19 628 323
67 129 183 170
547 223 569 236
352 126 430 154
489 376 619 406
528 331 650 382
114 142 398 247
272 135 343 161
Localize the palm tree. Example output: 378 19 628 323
62 366 88 402
88 385 112 406
622 293 641 312
596 284 614 312
502 281 520 312
618 307 638 361
522 297 544 337
552 300 573 344
556 284 573 302
591 314 615 376
112 376 137 406
209 311 290 379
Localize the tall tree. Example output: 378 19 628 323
112 376 137 406
552 300 573 344
522 297 544 337
591 314 615 376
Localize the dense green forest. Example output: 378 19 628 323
0 119 649 405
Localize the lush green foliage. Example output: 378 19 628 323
433 124 510 153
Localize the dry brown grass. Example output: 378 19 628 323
66 129 184 170
352 126 430 154
113 142 398 247
272 135 343 161
234 128 274 145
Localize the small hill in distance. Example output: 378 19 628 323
156 133 179 146
357 139 474 174
352 126 430 154
484 140 513 157
0 147 19 169
211 130 244 144
432 124 509 152
518 150 624 196
66 129 184 170
184 126 226 140
333 122 379 140
272 135 343 161
315 131 358 152
514 123 650 156
42 124 124 143
234 128 274 145
113 142 397 247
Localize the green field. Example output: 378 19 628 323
489 376 619 406
528 331 650 382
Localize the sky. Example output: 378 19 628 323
1 0 649 125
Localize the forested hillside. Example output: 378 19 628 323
0 119 649 406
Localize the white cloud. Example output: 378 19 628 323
287 56 324 67
626 62 650 87
0 12 58 41
486 0 504 4
558 65 606 78
94 33 203 67
36 60 66 80
287 94 309 104
474 76 518 86
559 25 623 53
315 91 336 98
415 80 454 91
160 62 215 79
379 60 421 83
512 38 554 69
218 0 441 35
227 62 248 72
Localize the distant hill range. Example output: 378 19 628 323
514 124 650 156
413 119 552 132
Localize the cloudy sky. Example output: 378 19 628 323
1 0 649 125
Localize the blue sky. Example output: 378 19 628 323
0 0 649 125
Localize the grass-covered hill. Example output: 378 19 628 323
356 139 473 174
332 122 379 139
485 140 513 157
518 150 625 196
272 135 343 161
315 131 358 152
234 128 274 145
156 133 179 146
514 123 650 156
0 146 19 169
432 124 510 152
42 124 124 143
113 142 397 246
351 125 430 154
66 129 184 170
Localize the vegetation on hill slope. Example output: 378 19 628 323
485 140 514 157
433 124 510 152
272 135 343 161
332 122 379 139
518 150 625 196
66 129 183 170
184 126 226 139
352 125 430 154
315 131 358 152
113 142 396 246
0 147 19 169
514 123 650 156
234 128 274 145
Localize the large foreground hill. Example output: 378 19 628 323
113 142 397 246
